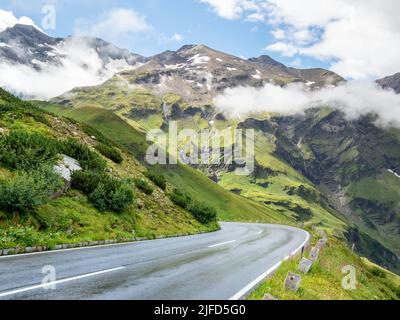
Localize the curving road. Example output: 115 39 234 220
0 222 309 300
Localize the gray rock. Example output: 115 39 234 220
3 249 15 255
262 293 278 300
316 239 327 249
53 154 82 183
309 247 320 262
298 258 314 274
284 272 302 292
24 247 36 253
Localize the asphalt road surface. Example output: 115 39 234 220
0 222 309 300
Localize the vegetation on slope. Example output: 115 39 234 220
40 105 292 224
249 236 400 300
0 88 218 250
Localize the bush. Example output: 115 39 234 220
60 138 106 172
187 201 218 224
71 170 106 194
71 170 134 212
169 189 192 209
0 166 63 214
95 144 123 164
168 189 217 224
370 267 387 279
107 185 134 212
145 171 167 190
134 179 154 195
0 131 59 170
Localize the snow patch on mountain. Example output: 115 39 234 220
189 54 211 65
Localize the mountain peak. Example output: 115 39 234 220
377 72 400 94
248 55 286 68
0 23 56 46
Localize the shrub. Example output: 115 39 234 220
107 185 134 212
187 201 218 224
370 267 387 279
169 189 192 209
145 171 167 190
71 171 106 194
0 131 58 170
60 138 106 172
134 179 154 195
71 170 134 212
95 144 123 164
0 166 63 214
90 183 133 213
168 189 217 224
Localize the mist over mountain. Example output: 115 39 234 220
0 24 144 99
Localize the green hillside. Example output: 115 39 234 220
38 104 294 224
0 88 219 250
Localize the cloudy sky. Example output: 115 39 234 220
1 0 400 80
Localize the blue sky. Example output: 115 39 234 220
2 0 400 80
0 0 327 69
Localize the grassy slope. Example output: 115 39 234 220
0 90 217 250
41 105 291 224
347 172 400 254
249 236 400 300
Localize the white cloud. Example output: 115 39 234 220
74 8 151 40
214 81 400 127
0 38 138 100
271 28 285 39
170 33 184 42
199 0 257 20
200 0 400 80
0 9 40 32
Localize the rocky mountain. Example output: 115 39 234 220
0 24 145 99
249 55 344 88
0 24 144 69
377 73 400 94
53 43 345 108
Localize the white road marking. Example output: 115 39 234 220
229 229 310 300
257 231 263 235
0 267 125 298
208 240 237 248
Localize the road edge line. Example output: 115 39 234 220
229 228 310 300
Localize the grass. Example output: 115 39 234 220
42 105 292 224
249 236 400 300
0 93 220 250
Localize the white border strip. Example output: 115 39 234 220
229 229 310 300
0 267 125 298
208 240 237 248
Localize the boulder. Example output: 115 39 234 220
309 247 320 261
53 154 82 185
262 293 278 300
284 272 302 292
298 258 313 274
